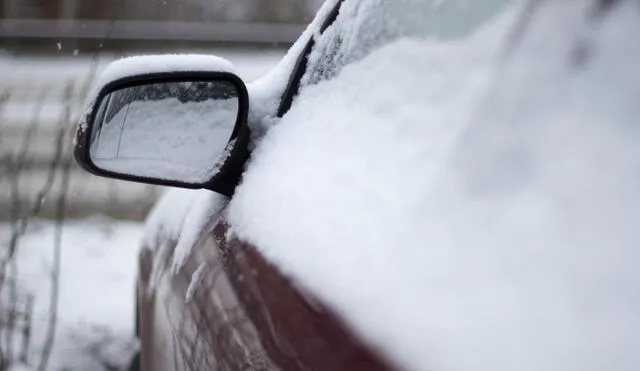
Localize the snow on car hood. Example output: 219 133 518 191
229 2 640 371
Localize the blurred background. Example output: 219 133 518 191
1 0 323 221
0 1 321 370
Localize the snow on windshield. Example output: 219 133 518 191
229 1 640 371
245 0 341 139
302 0 511 88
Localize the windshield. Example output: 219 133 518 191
302 0 512 88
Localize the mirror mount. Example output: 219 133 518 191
75 68 250 197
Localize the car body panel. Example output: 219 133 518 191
138 205 392 370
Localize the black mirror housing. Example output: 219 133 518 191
74 69 250 197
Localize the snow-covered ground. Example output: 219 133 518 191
0 217 144 371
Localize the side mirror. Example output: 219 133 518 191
74 55 250 197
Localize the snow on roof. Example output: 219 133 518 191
228 1 640 371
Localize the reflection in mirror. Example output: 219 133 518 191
89 80 239 184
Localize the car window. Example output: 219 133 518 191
301 0 511 89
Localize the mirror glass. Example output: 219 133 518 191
89 80 239 184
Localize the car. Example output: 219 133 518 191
74 0 640 370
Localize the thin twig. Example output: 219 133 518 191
1 90 48 364
0 90 10 126
0 91 11 180
0 88 9 370
19 294 34 364
15 91 48 174
4 261 17 366
37 155 70 371
38 81 75 371
0 86 70 278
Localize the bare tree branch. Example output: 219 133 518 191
15 91 48 174
0 9 109 369
0 90 51 365
37 148 72 371
19 294 34 365
38 81 76 371
0 113 66 284
4 260 18 366
0 91 11 181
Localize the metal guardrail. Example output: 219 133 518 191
0 19 305 44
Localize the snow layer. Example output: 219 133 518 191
142 188 227 282
245 0 341 139
92 54 236 94
229 1 640 371
171 190 227 271
185 262 207 303
79 54 237 134
143 188 200 250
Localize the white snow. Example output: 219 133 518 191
185 262 207 303
143 188 201 250
92 54 236 93
140 188 228 289
79 54 238 134
171 190 227 272
245 0 341 139
301 0 512 88
229 1 640 371
0 217 143 371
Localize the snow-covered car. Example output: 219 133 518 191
74 0 640 370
